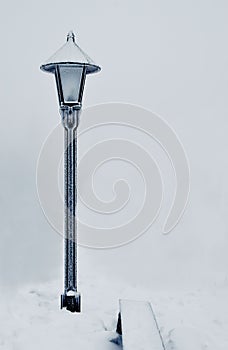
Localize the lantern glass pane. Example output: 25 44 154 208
59 66 83 104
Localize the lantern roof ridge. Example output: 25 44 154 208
40 31 101 74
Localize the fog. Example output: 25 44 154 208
1 0 228 291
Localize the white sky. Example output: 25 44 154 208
0 0 228 290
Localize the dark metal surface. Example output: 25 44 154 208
61 293 81 313
60 106 81 312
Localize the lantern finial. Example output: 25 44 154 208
67 31 75 42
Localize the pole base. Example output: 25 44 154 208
61 292 81 313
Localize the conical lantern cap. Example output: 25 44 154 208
40 31 101 74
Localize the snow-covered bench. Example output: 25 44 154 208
116 299 166 350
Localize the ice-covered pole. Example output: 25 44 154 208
40 31 101 313
60 106 80 312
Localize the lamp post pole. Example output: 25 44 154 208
61 106 80 312
40 32 100 313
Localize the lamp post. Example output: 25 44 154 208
40 31 101 312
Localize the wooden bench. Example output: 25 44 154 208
116 299 166 350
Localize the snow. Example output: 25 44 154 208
0 281 118 350
1 279 228 350
119 299 165 349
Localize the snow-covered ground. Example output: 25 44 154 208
1 277 228 350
